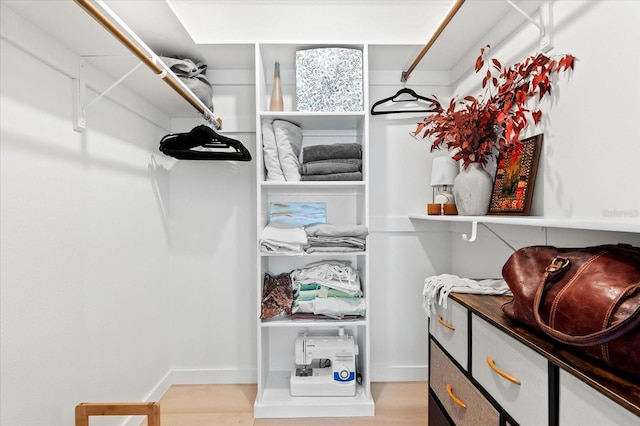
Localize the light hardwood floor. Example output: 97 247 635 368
143 382 428 425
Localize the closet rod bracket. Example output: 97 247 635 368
72 62 86 132
506 0 554 53
72 60 144 133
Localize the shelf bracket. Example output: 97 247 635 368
462 221 478 242
72 61 87 132
460 221 517 252
480 223 518 252
72 60 143 132
506 0 553 53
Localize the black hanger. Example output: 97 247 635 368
159 125 251 161
370 87 440 115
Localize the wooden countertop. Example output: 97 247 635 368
449 292 640 417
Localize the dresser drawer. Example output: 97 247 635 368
430 298 468 369
431 341 500 426
471 315 548 426
559 370 640 425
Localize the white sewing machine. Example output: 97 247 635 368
290 328 358 397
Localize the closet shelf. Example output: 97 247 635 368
408 214 640 234
260 111 365 130
256 372 373 418
260 251 366 257
261 181 366 188
260 318 367 328
74 0 220 127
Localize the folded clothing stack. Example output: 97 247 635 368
259 222 307 255
290 260 365 319
304 223 368 253
300 143 362 181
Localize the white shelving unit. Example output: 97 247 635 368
254 43 374 418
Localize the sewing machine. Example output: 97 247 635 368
290 328 358 397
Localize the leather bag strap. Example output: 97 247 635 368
532 256 640 346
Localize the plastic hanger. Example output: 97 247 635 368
159 125 252 161
370 87 440 115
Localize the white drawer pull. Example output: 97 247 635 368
446 383 467 408
486 356 521 385
437 315 456 331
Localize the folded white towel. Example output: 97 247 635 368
314 297 366 318
293 298 366 318
260 222 307 255
422 274 512 317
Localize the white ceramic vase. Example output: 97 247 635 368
453 162 494 215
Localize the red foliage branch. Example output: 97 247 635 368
415 45 575 168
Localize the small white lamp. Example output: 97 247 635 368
428 156 459 215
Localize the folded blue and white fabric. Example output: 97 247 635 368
422 274 512 318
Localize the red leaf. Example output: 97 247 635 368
560 55 575 71
532 110 542 124
482 70 491 88
475 56 484 73
492 58 502 70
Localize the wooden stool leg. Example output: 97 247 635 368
75 402 160 426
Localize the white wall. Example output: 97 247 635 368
168 135 257 382
367 72 453 379
0 6 174 424
447 0 640 277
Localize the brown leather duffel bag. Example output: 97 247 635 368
502 244 640 377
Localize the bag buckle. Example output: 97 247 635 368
546 256 570 273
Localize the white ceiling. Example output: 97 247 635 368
2 0 542 118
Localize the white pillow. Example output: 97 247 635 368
261 119 285 181
273 120 302 181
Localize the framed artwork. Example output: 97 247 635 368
488 134 543 216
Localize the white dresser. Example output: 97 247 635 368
428 293 640 426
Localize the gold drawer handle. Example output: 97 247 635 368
486 356 521 385
446 383 467 408
437 315 456 331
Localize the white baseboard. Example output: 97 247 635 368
145 370 174 402
172 368 257 385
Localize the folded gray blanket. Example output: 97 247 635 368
302 143 362 163
301 172 362 181
300 159 362 175
305 246 363 254
305 223 369 239
306 236 366 249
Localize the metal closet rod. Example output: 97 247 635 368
73 0 220 128
401 0 466 83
